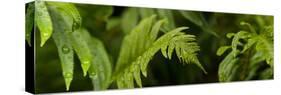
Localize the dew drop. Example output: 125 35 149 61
43 33 49 37
89 72 96 78
64 72 73 78
62 45 70 54
83 60 90 65
72 20 80 32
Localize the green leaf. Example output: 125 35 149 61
35 0 53 47
51 24 74 91
106 17 121 31
114 15 205 88
69 29 92 77
157 9 176 32
231 31 250 55
49 2 90 76
218 51 240 82
25 2 34 46
48 4 75 91
46 2 82 32
179 11 204 26
79 29 112 90
216 46 231 56
256 36 273 67
179 11 218 37
121 8 139 34
217 22 273 82
139 8 155 18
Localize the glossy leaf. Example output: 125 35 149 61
48 4 75 91
79 29 112 90
35 0 53 47
47 2 82 32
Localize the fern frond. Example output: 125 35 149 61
217 21 273 82
114 15 205 88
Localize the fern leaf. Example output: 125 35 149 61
217 21 273 82
48 2 91 76
230 31 251 55
139 8 155 18
179 11 218 37
47 2 82 32
121 8 139 34
216 46 231 56
35 0 53 47
25 2 34 46
256 35 273 67
179 11 204 26
48 4 76 91
157 9 176 32
51 21 74 91
218 51 240 82
49 3 113 90
114 15 205 88
78 29 112 90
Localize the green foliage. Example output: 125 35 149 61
35 0 53 47
79 29 112 90
217 21 273 82
114 15 206 88
25 2 34 46
121 8 139 34
31 1 112 91
26 1 273 92
179 11 218 37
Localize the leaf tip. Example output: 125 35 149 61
64 77 72 91
81 62 90 76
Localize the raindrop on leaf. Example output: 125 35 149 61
72 20 80 32
62 45 70 54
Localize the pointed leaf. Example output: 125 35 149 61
35 0 53 47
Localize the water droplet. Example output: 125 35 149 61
83 60 90 64
89 72 96 78
62 45 70 54
43 33 49 37
72 20 80 32
64 72 73 78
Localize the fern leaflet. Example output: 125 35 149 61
114 15 206 88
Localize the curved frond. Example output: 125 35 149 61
114 15 205 88
217 21 273 82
